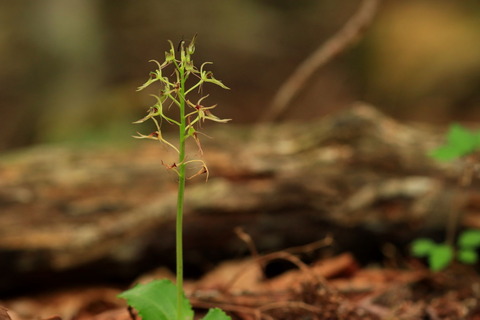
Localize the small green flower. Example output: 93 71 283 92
186 95 231 128
132 106 161 124
137 60 166 91
200 62 230 89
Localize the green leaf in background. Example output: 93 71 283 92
118 279 194 320
457 248 478 265
446 124 478 154
458 229 480 248
411 238 436 257
430 145 462 161
202 308 231 320
430 124 478 161
429 244 454 271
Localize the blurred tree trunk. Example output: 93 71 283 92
30 0 106 142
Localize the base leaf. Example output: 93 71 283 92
118 279 194 320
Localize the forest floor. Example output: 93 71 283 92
1 105 480 319
2 247 480 320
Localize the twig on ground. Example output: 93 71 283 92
283 234 334 255
235 227 264 270
258 251 324 286
229 229 332 291
258 301 323 315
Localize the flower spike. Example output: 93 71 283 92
127 36 231 320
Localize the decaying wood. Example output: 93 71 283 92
0 103 478 295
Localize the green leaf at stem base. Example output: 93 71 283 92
118 279 194 320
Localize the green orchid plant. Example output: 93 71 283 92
119 36 231 320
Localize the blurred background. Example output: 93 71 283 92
1 0 480 152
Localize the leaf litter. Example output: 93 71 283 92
2 234 480 320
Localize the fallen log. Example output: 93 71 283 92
0 103 477 296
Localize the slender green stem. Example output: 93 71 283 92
176 66 187 320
